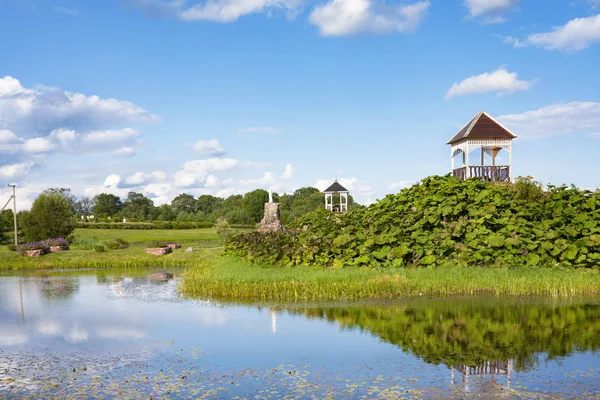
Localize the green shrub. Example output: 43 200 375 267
7 244 17 252
23 193 77 241
225 175 600 269
93 244 106 253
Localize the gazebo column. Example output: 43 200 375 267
509 148 513 182
465 149 470 179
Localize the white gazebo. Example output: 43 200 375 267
448 111 517 182
323 180 349 213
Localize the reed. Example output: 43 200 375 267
180 257 600 303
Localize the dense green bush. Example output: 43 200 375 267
22 193 77 241
76 221 213 229
225 175 600 269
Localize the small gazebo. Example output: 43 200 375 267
448 111 517 182
323 180 349 213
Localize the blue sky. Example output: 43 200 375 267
1 0 599 208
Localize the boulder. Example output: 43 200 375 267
49 246 70 252
26 249 46 257
185 247 194 252
145 247 172 256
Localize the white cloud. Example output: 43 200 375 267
309 0 430 36
205 174 220 188
123 171 168 186
236 126 283 135
507 14 600 52
282 163 293 180
174 158 239 187
83 128 138 144
180 0 301 22
464 0 519 23
389 180 415 191
497 101 600 139
24 137 52 153
104 174 122 188
0 130 20 144
50 128 78 147
445 67 534 99
0 161 34 179
115 147 136 157
0 76 157 138
192 139 226 156
135 0 301 23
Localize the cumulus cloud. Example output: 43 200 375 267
0 76 157 138
0 161 34 180
104 174 122 188
174 158 239 187
497 101 600 139
445 67 534 99
309 0 430 36
506 14 600 52
0 76 156 182
464 0 519 23
236 126 283 135
192 139 226 156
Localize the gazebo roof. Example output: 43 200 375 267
323 181 348 193
447 111 517 145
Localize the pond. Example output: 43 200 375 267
1 268 599 399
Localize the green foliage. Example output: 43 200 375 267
171 193 198 215
215 216 233 241
77 221 214 229
225 175 600 269
243 189 270 223
7 244 17 251
93 244 106 253
92 193 123 217
23 193 77 241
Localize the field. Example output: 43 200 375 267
0 228 232 271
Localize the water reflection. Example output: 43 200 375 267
279 298 600 370
1 271 599 398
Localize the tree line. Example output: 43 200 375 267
1 186 361 243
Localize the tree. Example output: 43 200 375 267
43 188 77 211
0 209 14 244
121 192 155 221
243 189 270 223
92 193 123 217
22 193 77 241
75 196 95 216
197 195 222 216
155 204 175 221
171 193 197 215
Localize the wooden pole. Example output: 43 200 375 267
12 185 17 246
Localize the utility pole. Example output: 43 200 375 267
2 184 17 245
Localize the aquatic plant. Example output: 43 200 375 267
225 175 600 269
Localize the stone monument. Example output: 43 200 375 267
258 187 284 233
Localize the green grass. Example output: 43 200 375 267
0 228 234 271
180 256 600 303
73 228 223 244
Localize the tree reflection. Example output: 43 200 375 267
279 298 600 372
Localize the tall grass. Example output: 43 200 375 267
180 257 600 303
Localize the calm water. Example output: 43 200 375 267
1 269 599 399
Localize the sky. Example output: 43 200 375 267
1 0 599 210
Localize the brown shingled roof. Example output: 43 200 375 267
447 111 517 144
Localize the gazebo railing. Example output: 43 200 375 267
453 166 510 182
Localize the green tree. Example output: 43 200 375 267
23 193 77 241
92 193 123 217
243 189 270 223
0 209 14 244
155 204 175 221
43 188 77 211
197 195 223 217
121 192 156 221
75 196 95 216
171 193 197 215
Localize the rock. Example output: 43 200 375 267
185 247 194 252
258 202 284 233
26 249 46 257
166 243 181 251
145 247 172 256
49 246 70 252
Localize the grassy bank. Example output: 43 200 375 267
180 256 600 302
0 228 228 271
